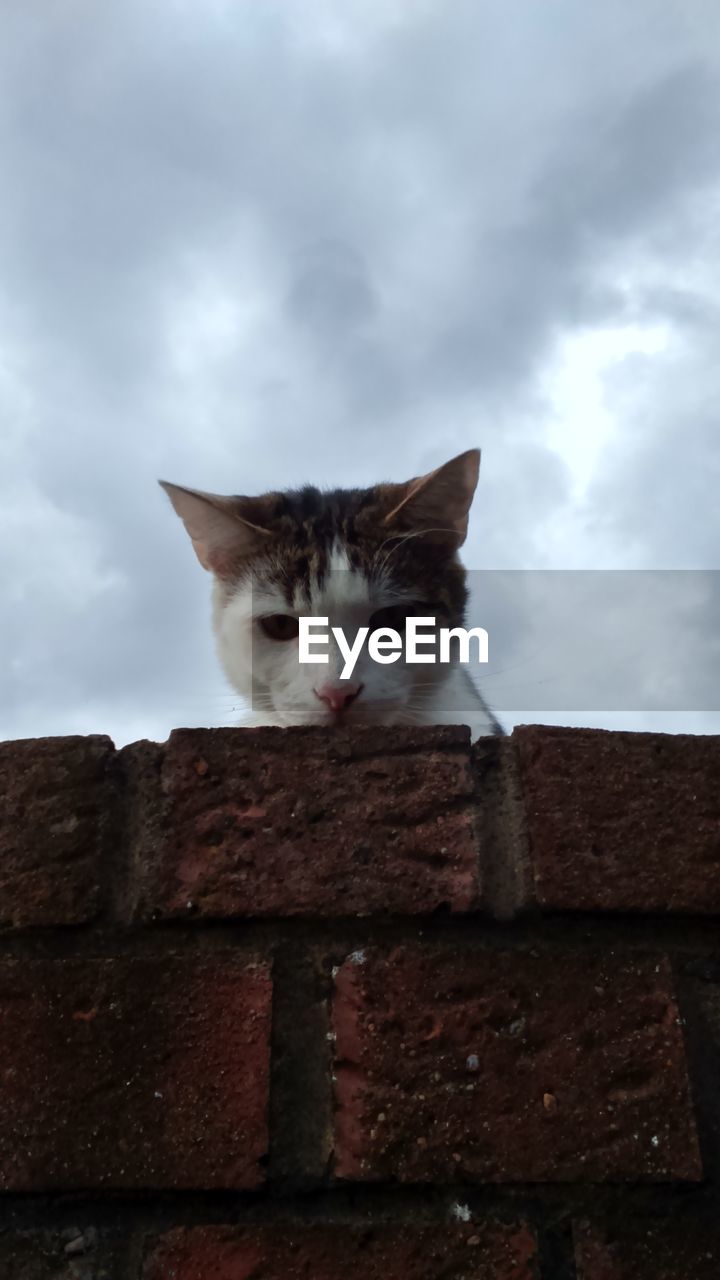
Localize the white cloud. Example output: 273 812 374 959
1 0 719 743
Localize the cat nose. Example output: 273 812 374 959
314 683 364 715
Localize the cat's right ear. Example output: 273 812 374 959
158 481 273 577
380 448 481 548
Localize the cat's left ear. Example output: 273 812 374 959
382 448 480 547
159 480 275 578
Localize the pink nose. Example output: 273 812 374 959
314 683 363 715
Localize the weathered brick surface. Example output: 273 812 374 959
126 725 480 919
0 1230 116 1279
144 1221 538 1279
0 955 270 1190
332 946 700 1182
0 735 115 927
514 725 720 913
574 1219 720 1279
0 721 719 1250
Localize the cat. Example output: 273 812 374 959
160 448 501 738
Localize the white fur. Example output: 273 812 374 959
212 545 498 737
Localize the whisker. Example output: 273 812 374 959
373 527 458 581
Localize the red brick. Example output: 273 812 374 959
144 1222 537 1279
574 1220 720 1279
0 735 115 927
0 955 270 1190
514 725 720 913
126 726 480 919
332 946 700 1182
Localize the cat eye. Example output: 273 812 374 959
369 602 446 632
259 614 300 641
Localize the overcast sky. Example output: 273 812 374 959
2 0 719 747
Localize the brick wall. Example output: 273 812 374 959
0 723 719 1278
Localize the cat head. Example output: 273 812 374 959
160 449 480 727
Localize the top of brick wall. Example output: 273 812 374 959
1 722 719 1276
1 722 718 928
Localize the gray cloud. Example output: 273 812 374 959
1 0 719 745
